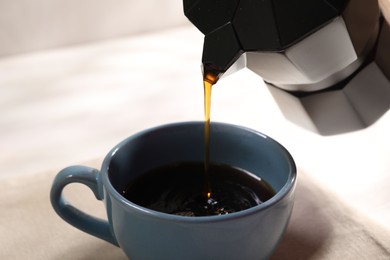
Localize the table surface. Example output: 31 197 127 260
1 25 390 259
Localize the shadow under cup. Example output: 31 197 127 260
103 121 296 259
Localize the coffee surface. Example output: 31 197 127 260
122 162 275 216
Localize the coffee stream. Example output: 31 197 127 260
203 76 213 200
203 72 218 202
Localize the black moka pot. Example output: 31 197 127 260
184 0 390 135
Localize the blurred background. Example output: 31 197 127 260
0 0 187 56
0 0 389 236
0 0 193 177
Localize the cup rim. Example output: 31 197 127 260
100 121 297 223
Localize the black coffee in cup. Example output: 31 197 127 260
122 162 275 217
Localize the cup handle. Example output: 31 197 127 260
50 165 119 246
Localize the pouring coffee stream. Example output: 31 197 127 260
203 76 213 200
203 69 222 202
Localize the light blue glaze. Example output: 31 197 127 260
50 121 297 259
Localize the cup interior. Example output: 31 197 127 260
107 122 295 202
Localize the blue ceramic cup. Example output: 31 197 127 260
50 122 296 259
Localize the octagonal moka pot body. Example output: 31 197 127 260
184 0 390 135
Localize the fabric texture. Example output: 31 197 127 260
1 161 389 260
